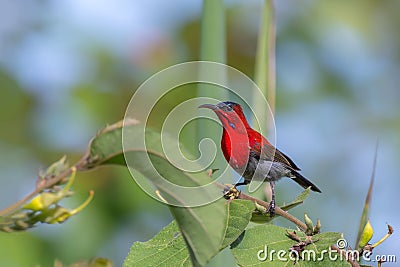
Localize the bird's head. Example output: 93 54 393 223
199 101 250 131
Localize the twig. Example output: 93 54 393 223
239 190 308 231
0 157 88 217
0 168 72 217
330 245 361 267
215 182 307 231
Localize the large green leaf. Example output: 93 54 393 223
83 120 227 266
124 221 192 267
168 203 226 267
124 200 254 267
231 224 348 267
80 119 138 168
222 199 255 248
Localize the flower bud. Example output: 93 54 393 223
41 190 94 224
304 213 313 231
23 192 61 211
24 167 77 211
313 219 321 234
46 206 71 224
358 219 374 249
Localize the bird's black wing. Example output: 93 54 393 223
261 142 301 171
247 128 301 171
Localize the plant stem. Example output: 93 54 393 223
196 0 227 167
216 182 307 231
0 156 88 217
0 168 72 217
238 191 307 231
253 0 276 131
330 245 361 267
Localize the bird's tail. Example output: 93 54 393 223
290 170 321 193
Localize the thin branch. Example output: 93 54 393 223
330 245 361 267
0 156 88 217
239 191 307 231
215 182 307 231
0 169 72 217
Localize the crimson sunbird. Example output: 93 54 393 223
199 101 321 215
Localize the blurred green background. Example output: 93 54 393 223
1 0 399 266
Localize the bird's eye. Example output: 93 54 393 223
223 105 233 111
217 102 235 111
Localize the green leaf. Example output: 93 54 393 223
197 0 228 173
81 119 139 168
282 187 312 210
127 151 226 266
83 120 227 266
251 187 311 223
231 224 347 266
253 0 276 132
169 203 226 267
200 0 225 62
124 221 192 267
222 199 255 248
125 201 254 267
40 155 69 179
125 200 254 267
355 142 378 248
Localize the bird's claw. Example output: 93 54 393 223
223 186 240 200
266 199 276 217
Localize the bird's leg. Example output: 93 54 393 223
267 181 276 217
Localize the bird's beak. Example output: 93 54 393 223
198 103 217 110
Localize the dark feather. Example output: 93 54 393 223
273 148 301 171
247 129 301 171
290 170 321 192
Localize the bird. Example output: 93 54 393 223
199 101 321 215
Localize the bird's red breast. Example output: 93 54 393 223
207 102 298 171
